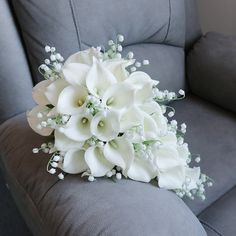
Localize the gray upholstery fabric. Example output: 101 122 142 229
10 0 187 91
187 32 236 113
0 113 206 236
199 186 236 236
184 0 201 50
0 0 34 124
173 95 236 215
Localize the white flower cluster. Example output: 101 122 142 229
27 35 212 200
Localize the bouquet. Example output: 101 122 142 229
27 35 212 200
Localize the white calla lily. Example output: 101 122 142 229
61 149 88 174
158 165 186 189
102 83 134 112
185 167 201 190
127 155 156 182
120 106 143 132
104 137 134 174
90 111 120 142
32 80 52 105
86 58 116 97
57 85 88 115
103 58 134 81
54 130 84 151
62 63 89 86
63 113 92 142
64 47 102 66
177 144 190 161
153 146 185 171
139 101 168 135
142 111 159 140
85 145 114 177
27 105 53 136
127 71 154 103
45 78 68 106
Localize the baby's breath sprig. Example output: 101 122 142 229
38 45 64 81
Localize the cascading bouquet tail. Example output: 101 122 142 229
27 35 213 200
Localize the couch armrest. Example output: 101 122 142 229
187 32 236 113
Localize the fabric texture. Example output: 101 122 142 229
199 186 236 236
173 95 236 215
10 0 187 91
187 32 236 113
0 0 34 124
0 113 206 236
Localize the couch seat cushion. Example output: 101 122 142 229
173 94 236 214
0 113 205 236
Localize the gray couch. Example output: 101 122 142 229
0 0 235 235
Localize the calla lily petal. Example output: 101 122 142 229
61 149 88 174
86 58 116 97
127 71 154 103
85 146 114 177
127 156 156 182
32 80 52 105
45 78 68 106
57 85 88 115
102 83 134 112
62 63 89 86
120 106 143 132
154 146 184 171
54 130 83 151
90 111 120 142
158 165 186 190
103 58 134 81
104 137 134 174
142 111 159 140
27 105 53 136
63 113 92 142
64 47 102 66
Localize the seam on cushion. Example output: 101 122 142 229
197 184 236 216
69 0 82 50
163 0 171 42
199 220 223 236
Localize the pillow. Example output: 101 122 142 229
187 32 236 113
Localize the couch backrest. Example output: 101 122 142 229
0 0 34 124
0 0 201 124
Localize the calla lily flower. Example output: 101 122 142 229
62 63 89 86
27 105 53 136
126 71 155 103
103 58 134 81
85 145 114 177
61 149 88 174
127 155 156 182
54 130 84 151
45 78 69 106
57 85 88 115
86 58 116 98
90 111 120 142
63 113 93 142
102 83 134 112
120 106 143 132
64 47 102 66
104 137 134 174
32 80 52 106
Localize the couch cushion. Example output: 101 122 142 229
0 0 34 124
173 94 236 215
199 186 236 236
187 32 236 113
10 0 187 91
0 113 206 236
